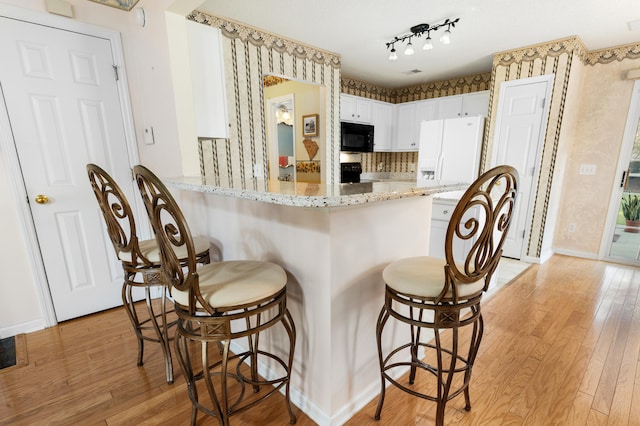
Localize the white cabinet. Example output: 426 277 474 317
430 197 479 261
371 101 393 151
393 99 437 151
462 91 490 116
416 99 438 122
186 20 228 138
338 91 488 153
340 94 372 123
436 91 489 119
394 102 419 151
436 96 464 119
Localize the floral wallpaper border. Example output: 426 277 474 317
188 11 341 69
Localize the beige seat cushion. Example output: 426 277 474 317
118 236 210 264
172 260 287 309
382 256 485 300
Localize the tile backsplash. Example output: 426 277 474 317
360 151 418 174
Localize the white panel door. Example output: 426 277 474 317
0 17 133 321
491 77 551 259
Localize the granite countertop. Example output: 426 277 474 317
165 176 467 208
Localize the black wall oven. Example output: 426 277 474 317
340 122 374 152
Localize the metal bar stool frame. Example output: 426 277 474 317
133 164 296 426
374 165 519 425
87 163 210 384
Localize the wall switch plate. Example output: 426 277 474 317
579 164 596 175
143 126 155 145
253 163 263 178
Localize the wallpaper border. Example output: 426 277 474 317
189 10 341 69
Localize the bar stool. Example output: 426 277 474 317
86 164 210 383
133 164 296 426
375 165 519 425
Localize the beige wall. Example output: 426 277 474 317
554 57 640 255
488 37 640 259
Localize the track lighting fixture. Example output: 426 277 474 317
385 18 459 60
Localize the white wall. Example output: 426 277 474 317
0 0 202 335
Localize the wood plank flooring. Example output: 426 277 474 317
1 255 640 425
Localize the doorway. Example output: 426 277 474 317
0 7 138 323
491 75 554 260
267 94 296 181
604 80 640 263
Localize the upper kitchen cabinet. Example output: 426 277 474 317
371 101 393 151
340 94 372 123
395 102 418 151
436 91 489 119
393 99 437 151
186 20 228 138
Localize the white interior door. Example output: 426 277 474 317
0 16 134 321
491 75 553 259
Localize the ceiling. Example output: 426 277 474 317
200 0 640 89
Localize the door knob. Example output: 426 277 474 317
34 194 49 204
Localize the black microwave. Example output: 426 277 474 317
340 122 374 152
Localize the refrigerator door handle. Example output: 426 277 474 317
437 155 444 180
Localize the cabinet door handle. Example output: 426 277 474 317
443 210 448 214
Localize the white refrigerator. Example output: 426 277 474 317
417 116 489 267
416 116 485 184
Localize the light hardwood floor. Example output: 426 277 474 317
1 255 639 425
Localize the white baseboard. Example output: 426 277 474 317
329 364 412 426
0 319 46 338
553 248 598 260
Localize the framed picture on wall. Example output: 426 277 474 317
88 0 140 11
302 114 319 137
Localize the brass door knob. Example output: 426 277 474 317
34 194 49 204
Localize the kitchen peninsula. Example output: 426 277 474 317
166 177 465 426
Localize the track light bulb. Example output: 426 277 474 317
389 47 398 61
423 37 433 50
404 41 414 55
439 29 451 45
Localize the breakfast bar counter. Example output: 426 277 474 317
166 176 465 208
166 177 464 425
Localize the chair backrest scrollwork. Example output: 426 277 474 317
443 165 519 302
133 165 202 315
87 163 152 266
